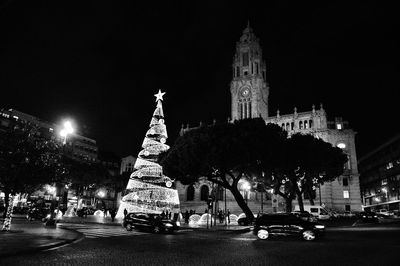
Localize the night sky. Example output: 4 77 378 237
1 1 399 158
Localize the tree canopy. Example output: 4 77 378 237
262 133 348 212
161 118 348 217
161 118 287 220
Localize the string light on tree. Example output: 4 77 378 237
116 90 180 218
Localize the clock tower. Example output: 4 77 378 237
230 23 269 120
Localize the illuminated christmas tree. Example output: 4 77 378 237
116 90 180 218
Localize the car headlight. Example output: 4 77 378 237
46 214 51 219
165 223 173 227
176 221 181 227
362 216 366 218
315 225 325 229
374 215 377 218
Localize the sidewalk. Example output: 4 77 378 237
0 220 84 258
58 215 252 232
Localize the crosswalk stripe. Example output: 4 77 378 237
58 224 149 239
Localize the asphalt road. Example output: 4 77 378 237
1 223 399 266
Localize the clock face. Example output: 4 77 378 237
241 88 250 97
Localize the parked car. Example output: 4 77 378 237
253 213 325 241
123 212 180 233
376 209 393 217
26 207 50 221
237 216 252 226
294 205 331 220
358 211 379 223
291 211 318 222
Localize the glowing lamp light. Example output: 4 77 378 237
241 181 251 191
374 197 381 202
337 143 346 149
64 121 74 134
166 181 172 188
97 190 106 198
381 188 387 193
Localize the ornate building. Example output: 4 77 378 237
177 24 362 215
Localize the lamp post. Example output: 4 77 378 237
57 120 74 219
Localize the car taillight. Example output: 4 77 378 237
315 225 325 229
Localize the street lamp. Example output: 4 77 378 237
382 187 388 201
241 181 251 204
59 120 74 145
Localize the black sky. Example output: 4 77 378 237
1 1 399 158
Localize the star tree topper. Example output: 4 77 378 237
154 89 166 102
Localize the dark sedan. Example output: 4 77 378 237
26 207 50 221
123 212 180 233
358 211 379 223
253 213 325 241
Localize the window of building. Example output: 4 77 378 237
299 121 303 129
386 162 394 170
309 120 313 128
345 205 351 211
304 120 308 129
337 123 342 130
236 66 240 77
187 185 195 201
256 63 259 74
242 52 249 66
244 71 248 76
343 177 349 186
217 187 224 201
200 185 209 201
248 102 252 118
343 190 350 198
291 122 294 130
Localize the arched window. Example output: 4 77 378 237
299 121 303 129
217 186 224 201
281 123 285 128
304 120 308 129
286 123 290 130
309 120 313 128
200 185 209 201
291 122 294 130
187 185 195 201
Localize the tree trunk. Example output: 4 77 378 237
285 197 293 213
309 192 315 206
296 192 304 212
2 194 14 231
2 191 9 219
229 186 254 222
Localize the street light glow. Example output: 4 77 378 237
241 181 251 191
64 121 74 134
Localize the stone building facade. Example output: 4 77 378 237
177 24 362 215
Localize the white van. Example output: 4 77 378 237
294 205 331 220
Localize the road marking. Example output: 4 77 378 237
58 224 148 239
231 237 254 241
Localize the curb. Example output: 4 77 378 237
181 226 252 233
0 228 85 258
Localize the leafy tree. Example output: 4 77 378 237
160 118 286 222
62 158 111 208
0 122 62 230
262 133 348 212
